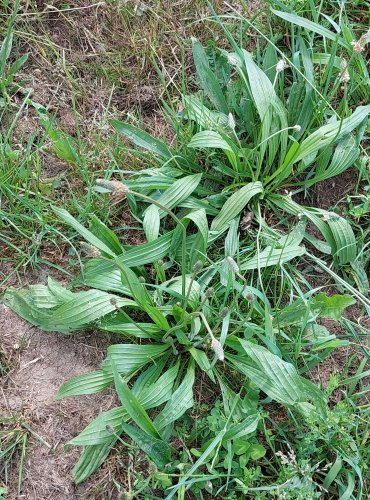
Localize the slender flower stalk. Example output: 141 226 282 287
253 125 301 151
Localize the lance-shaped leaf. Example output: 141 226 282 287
70 363 179 446
143 204 160 242
143 173 202 219
49 291 136 332
301 135 359 188
232 340 326 412
122 422 173 468
81 232 175 293
56 370 112 399
103 344 169 376
271 9 351 49
89 215 124 255
192 38 229 113
188 130 235 153
111 120 173 159
211 182 263 233
53 207 116 258
269 195 357 264
111 360 160 438
3 286 136 333
183 95 228 129
72 441 116 484
240 244 306 270
154 361 195 431
293 105 370 164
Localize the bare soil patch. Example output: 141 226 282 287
0 307 116 499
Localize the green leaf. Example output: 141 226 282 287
185 209 209 267
301 135 359 188
53 207 117 258
104 344 169 376
242 50 288 165
143 204 160 241
111 120 172 159
240 244 305 270
145 304 171 331
326 215 357 264
49 290 136 332
137 362 180 409
143 173 202 219
90 216 123 255
323 457 343 491
184 95 228 130
242 50 287 124
7 53 28 80
268 106 370 186
72 441 116 484
122 422 173 468
271 9 351 49
99 316 161 339
27 283 71 309
81 232 175 293
70 407 126 445
312 293 356 320
83 232 174 290
188 130 234 153
189 348 215 382
211 182 263 233
41 119 79 164
0 32 13 70
294 105 370 164
159 275 200 309
118 231 173 266
268 195 356 264
233 340 326 412
111 360 160 438
70 363 179 446
3 285 136 333
222 413 259 441
113 257 152 308
192 38 228 113
56 370 112 399
154 361 195 431
2 287 53 328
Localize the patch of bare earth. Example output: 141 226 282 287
0 306 117 499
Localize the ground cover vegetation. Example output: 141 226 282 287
1 0 370 498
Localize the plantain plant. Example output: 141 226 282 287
3 6 370 497
4 200 357 490
109 9 369 283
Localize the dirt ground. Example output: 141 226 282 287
0 306 119 499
